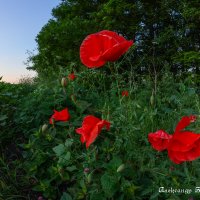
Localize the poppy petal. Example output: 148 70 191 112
49 108 70 124
76 116 101 143
175 115 197 133
80 33 106 68
68 73 76 81
76 127 89 143
149 115 200 164
98 30 127 43
86 120 110 148
80 30 134 68
168 141 200 164
76 115 110 148
168 131 200 152
101 41 133 62
168 150 183 164
148 130 172 151
122 90 129 96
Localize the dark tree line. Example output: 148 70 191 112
27 0 200 79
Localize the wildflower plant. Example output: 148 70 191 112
19 30 200 200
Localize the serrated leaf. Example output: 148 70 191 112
101 172 118 198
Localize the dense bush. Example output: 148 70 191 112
1 65 199 199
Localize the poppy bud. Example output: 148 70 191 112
150 94 154 106
122 90 129 97
87 173 92 184
117 164 125 173
70 94 76 103
41 124 48 133
61 77 67 87
136 104 141 108
68 73 76 81
84 168 90 173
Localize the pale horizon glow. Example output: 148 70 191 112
0 0 60 83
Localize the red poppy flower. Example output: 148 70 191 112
122 90 129 97
148 115 200 164
80 30 133 68
148 130 172 151
68 73 76 81
75 115 111 148
49 108 70 124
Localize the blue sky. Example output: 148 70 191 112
0 0 60 83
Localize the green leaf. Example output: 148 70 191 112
53 144 65 156
0 122 6 126
90 193 105 200
77 100 92 113
58 152 71 166
106 156 122 171
60 192 72 200
66 165 77 172
65 138 73 148
56 121 69 126
2 92 13 96
101 172 118 198
0 115 7 121
149 191 159 200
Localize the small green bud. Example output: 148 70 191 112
150 94 154 106
87 173 92 184
61 77 67 87
70 94 76 103
41 124 48 133
117 164 125 173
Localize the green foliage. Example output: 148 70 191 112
0 80 38 199
28 0 101 79
1 65 198 199
0 81 35 143
27 0 200 79
1 1 200 199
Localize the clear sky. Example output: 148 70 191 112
0 0 60 83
